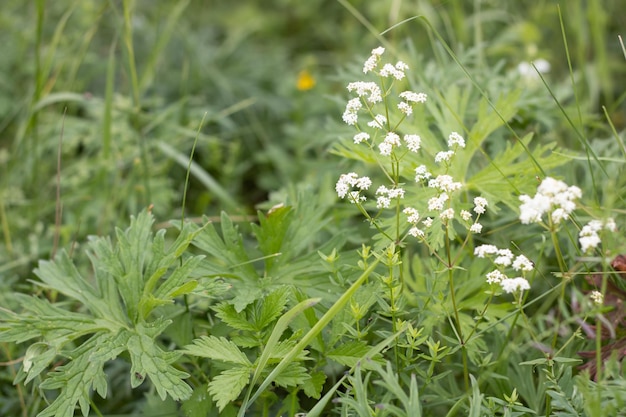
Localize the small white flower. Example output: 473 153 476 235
376 196 391 208
494 249 514 266
590 290 603 305
347 191 366 203
378 142 393 156
428 175 462 193
519 177 581 225
347 81 382 103
422 217 433 228
336 173 371 199
353 132 370 144
435 150 454 164
367 114 387 129
486 270 506 284
474 244 499 258
404 135 421 152
408 227 424 238
415 165 432 181
500 277 530 294
448 132 466 148
363 47 385 73
512 255 533 272
398 101 413 116
469 223 483 233
605 218 617 232
579 234 601 253
473 197 488 214
460 210 472 221
356 176 372 190
399 91 427 103
403 207 420 224
440 208 455 221
427 193 449 211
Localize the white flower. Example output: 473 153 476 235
474 244 499 258
342 98 362 125
494 249 514 266
404 135 421 152
347 81 382 103
440 208 455 221
403 207 420 224
398 101 412 116
363 47 385 73
578 219 615 253
348 191 366 203
353 132 370 144
378 142 393 156
376 196 391 208
336 173 371 199
415 165 432 181
486 270 506 284
375 185 404 208
356 176 372 190
422 218 433 228
519 177 580 225
473 197 488 214
605 218 617 232
500 277 530 294
590 290 603 305
448 132 466 148
427 193 449 211
408 227 424 238
380 61 409 80
367 114 387 129
512 255 533 272
435 150 454 164
428 175 462 193
460 210 472 221
470 223 482 233
399 91 427 103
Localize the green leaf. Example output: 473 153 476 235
213 302 257 332
208 367 251 411
251 206 293 272
327 340 382 369
127 329 192 401
273 363 309 388
302 371 326 399
182 383 213 417
183 335 251 366
0 209 201 417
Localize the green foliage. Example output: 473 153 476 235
1 0 626 416
0 210 205 417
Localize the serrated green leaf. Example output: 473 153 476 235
327 340 382 369
0 209 203 417
302 371 326 399
252 287 289 331
272 363 309 388
208 367 251 411
213 302 256 332
127 330 191 401
251 206 293 272
183 335 251 366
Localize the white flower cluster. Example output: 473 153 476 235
342 47 427 157
337 48 488 242
376 185 405 209
336 172 372 203
579 218 616 253
589 290 603 306
518 177 581 225
475 244 533 295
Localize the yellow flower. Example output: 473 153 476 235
296 70 315 91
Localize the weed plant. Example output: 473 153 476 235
1 1 626 417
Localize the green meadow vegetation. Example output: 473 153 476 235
1 1 625 416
